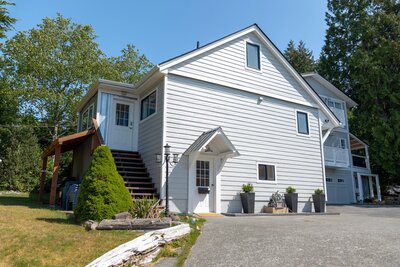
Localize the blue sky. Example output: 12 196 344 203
8 1 328 64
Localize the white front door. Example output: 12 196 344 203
193 157 215 213
108 98 136 151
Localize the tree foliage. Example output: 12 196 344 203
0 126 41 191
318 0 371 94
3 14 107 141
107 44 153 84
284 40 316 73
0 1 16 39
319 0 400 186
74 146 133 221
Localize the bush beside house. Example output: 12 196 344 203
74 146 132 221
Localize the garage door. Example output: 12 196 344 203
326 177 350 204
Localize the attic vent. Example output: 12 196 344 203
196 41 200 49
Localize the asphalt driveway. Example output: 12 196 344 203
185 206 400 267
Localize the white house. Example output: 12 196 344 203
72 24 380 213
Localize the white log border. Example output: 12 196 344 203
86 223 191 267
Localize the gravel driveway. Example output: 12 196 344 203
185 206 400 267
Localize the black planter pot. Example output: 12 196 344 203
240 192 255 214
284 193 298 213
312 194 326 213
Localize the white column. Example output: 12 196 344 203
357 173 364 202
365 147 371 170
375 175 382 201
350 170 357 203
368 176 375 198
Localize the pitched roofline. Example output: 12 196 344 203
302 72 358 108
158 24 340 127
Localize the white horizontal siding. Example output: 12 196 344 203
169 32 316 107
166 75 324 213
138 82 164 194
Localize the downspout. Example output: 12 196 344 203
318 111 332 211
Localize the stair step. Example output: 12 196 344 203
115 162 145 167
113 156 142 161
125 181 154 186
131 193 159 199
117 166 147 171
123 176 153 181
127 186 157 192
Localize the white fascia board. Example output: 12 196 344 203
159 27 256 71
303 73 358 108
158 24 340 127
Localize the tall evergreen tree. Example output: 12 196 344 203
319 0 400 186
284 40 316 73
318 0 371 94
349 0 400 186
0 1 16 39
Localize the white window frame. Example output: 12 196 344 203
81 103 94 131
244 40 262 73
140 88 158 123
295 109 311 137
256 162 277 184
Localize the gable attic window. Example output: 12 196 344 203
141 90 157 120
246 42 261 70
296 111 310 135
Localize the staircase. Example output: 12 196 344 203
111 150 158 199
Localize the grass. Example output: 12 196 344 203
152 215 205 267
0 193 141 267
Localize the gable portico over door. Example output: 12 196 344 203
107 96 138 151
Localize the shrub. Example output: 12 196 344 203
242 183 254 193
314 188 324 195
74 146 133 221
130 197 161 218
286 186 296 193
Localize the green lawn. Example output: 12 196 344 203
0 193 140 267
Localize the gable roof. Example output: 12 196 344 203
156 24 340 127
184 127 240 157
302 73 358 108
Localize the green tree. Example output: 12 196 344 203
74 146 132 221
3 14 107 142
107 44 153 84
0 0 16 39
284 40 316 73
0 126 41 191
318 0 371 94
349 0 400 186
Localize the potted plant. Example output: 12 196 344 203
284 186 298 213
240 183 255 214
312 188 325 213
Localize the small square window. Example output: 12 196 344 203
297 111 309 135
258 164 275 181
246 43 260 70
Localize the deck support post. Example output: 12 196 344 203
49 145 61 206
39 157 48 201
357 173 364 202
375 175 382 202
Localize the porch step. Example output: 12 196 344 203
111 150 158 200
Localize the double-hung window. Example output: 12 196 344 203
81 104 94 130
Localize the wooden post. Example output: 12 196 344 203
49 145 61 206
39 157 48 202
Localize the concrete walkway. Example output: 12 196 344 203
185 206 400 267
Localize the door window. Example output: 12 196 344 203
115 103 130 126
196 160 210 187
